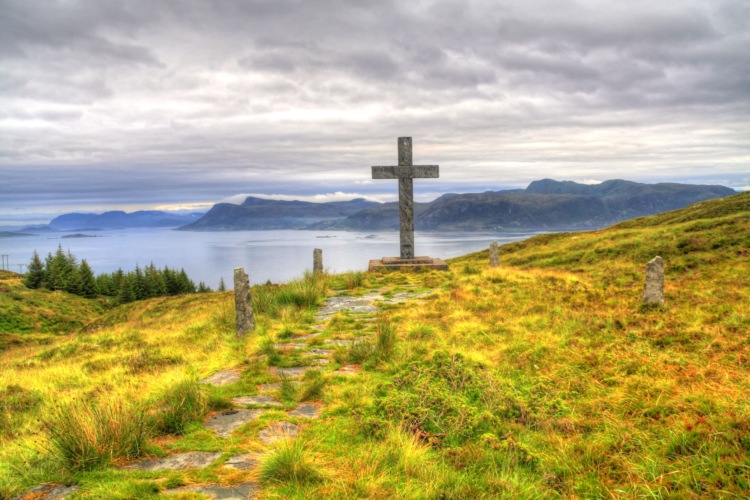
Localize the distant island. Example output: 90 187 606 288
180 179 736 232
18 210 205 233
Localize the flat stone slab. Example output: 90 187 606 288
272 342 307 350
200 369 241 387
231 395 282 407
259 421 299 444
311 359 330 365
257 381 299 392
324 339 355 346
269 366 314 378
124 451 222 471
384 291 432 302
369 256 448 271
205 409 268 438
304 348 333 356
166 482 259 500
289 403 323 419
11 484 79 500
317 294 383 316
225 452 264 471
295 332 321 340
332 365 361 376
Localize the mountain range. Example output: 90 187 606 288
178 197 378 231
182 179 736 231
25 210 204 232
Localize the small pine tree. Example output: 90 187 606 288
78 259 99 298
46 245 73 291
24 250 46 289
197 281 212 293
178 269 196 294
65 266 83 295
218 277 226 292
117 276 136 304
132 265 147 300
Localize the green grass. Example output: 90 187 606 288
1 192 748 498
43 398 151 472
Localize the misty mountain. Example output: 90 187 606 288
309 179 736 231
45 210 205 231
178 197 378 230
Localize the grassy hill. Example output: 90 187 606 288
0 192 748 498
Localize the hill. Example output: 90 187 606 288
179 197 378 230
1 192 748 498
312 179 735 230
40 210 204 231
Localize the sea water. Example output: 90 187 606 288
1 229 547 288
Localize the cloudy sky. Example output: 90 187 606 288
1 0 748 225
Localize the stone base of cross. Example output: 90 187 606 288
368 137 449 272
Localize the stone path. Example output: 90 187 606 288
10 484 79 500
166 482 259 499
124 451 222 471
18 287 430 499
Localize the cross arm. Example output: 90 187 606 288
372 165 439 179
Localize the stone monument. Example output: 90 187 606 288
234 267 255 336
489 241 500 267
313 248 323 275
642 256 664 305
368 137 448 271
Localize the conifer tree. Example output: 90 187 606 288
117 275 135 304
78 259 99 298
132 264 147 300
65 266 83 295
218 277 226 292
24 250 46 289
46 245 72 291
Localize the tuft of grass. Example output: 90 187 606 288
150 380 207 435
298 370 326 402
260 438 324 485
279 375 299 402
406 323 436 340
373 322 397 363
43 398 151 472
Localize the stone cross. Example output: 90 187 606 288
642 256 664 305
489 241 499 267
313 248 323 275
372 137 439 259
234 267 255 337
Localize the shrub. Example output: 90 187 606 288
43 399 150 472
151 380 207 435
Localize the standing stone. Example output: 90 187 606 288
489 241 499 267
234 267 254 337
313 248 323 275
642 256 664 305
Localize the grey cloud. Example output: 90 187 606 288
1 0 747 219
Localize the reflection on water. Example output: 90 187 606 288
1 229 548 288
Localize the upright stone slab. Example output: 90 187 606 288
642 256 664 304
313 248 323 275
234 267 254 337
489 241 499 267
